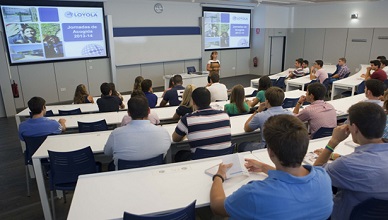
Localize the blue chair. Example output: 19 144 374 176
273 77 286 89
342 80 365 97
58 108 82 116
282 98 299 108
29 110 54 117
250 90 258 97
123 200 196 220
117 154 164 170
322 78 331 97
23 135 48 196
384 79 388 91
186 66 196 74
270 78 276 86
344 72 351 78
349 198 388 220
48 146 100 219
304 80 317 91
192 144 236 160
78 119 108 133
311 127 334 139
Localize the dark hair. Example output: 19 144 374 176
348 102 386 139
131 90 146 98
258 76 272 91
173 75 183 85
210 73 220 83
381 59 388 67
100 82 111 96
108 83 120 97
168 77 174 88
133 76 144 92
365 79 384 97
377 56 386 60
127 96 149 119
307 82 326 101
315 60 323 67
192 87 211 109
303 60 309 65
370 60 381 68
296 58 303 65
230 84 246 113
210 51 218 59
73 84 89 104
263 115 309 167
28 96 46 115
339 57 347 63
141 79 152 92
265 87 285 107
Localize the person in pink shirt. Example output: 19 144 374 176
293 83 337 137
310 60 328 83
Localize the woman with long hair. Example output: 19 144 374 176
248 75 272 107
172 84 196 120
133 76 144 93
109 82 123 101
224 84 249 115
73 84 94 104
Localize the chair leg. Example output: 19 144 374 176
63 191 67 203
51 191 56 220
25 165 30 197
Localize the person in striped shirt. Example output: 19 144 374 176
288 59 305 79
173 87 232 162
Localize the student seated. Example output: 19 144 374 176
160 75 185 107
364 79 384 107
133 76 144 93
206 73 228 102
310 60 328 83
247 76 271 108
314 102 388 220
172 85 195 120
302 59 310 74
73 84 94 104
121 91 160 126
363 60 387 82
141 79 158 108
224 84 249 115
97 82 125 112
330 58 350 81
109 82 123 101
210 114 333 219
288 58 305 79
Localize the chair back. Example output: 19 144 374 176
273 77 286 89
58 108 82 116
48 146 97 190
349 198 388 220
250 90 258 97
192 144 236 160
356 80 366 94
117 154 164 170
186 66 196 74
344 72 351 78
282 98 299 109
29 110 54 117
123 200 196 220
311 127 334 139
322 78 331 90
23 135 48 165
384 79 388 91
78 119 108 133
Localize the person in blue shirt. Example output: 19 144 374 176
210 114 333 220
141 79 158 108
19 97 66 141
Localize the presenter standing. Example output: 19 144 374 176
207 51 221 83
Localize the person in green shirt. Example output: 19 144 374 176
248 75 272 108
224 84 249 115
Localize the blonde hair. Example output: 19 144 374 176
180 84 196 108
230 84 246 113
133 76 144 92
73 84 89 104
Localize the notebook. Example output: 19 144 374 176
205 154 249 179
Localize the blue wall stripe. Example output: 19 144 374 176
113 27 201 37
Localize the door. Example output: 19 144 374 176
269 36 285 75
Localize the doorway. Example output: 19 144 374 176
269 36 286 75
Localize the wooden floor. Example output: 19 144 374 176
0 74 259 220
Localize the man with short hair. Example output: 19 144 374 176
104 96 171 169
241 87 292 151
331 57 350 81
141 79 158 108
160 75 185 107
294 83 337 136
172 87 231 161
288 59 305 78
19 97 66 140
377 55 386 61
206 73 228 102
302 60 310 74
364 79 384 106
380 59 388 75
97 82 125 112
314 102 388 220
310 60 328 83
364 60 387 82
210 114 333 219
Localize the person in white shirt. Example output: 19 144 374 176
380 59 388 76
207 73 228 102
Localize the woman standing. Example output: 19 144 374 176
207 51 220 83
73 84 94 104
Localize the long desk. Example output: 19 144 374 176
330 64 368 100
285 75 312 91
163 73 208 90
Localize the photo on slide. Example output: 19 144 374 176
2 6 38 22
41 23 64 58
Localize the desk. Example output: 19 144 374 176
330 64 368 100
285 75 312 91
327 94 366 117
67 152 264 220
163 73 208 90
250 68 293 87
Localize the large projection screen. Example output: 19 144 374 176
0 1 108 65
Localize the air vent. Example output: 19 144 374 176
352 39 367 42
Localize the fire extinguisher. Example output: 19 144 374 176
253 57 258 67
11 80 19 98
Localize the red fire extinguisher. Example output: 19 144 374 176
253 57 258 67
11 80 19 98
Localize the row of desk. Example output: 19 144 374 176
32 93 366 220
67 136 355 220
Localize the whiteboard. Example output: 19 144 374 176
114 35 201 66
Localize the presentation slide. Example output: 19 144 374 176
0 3 108 65
203 9 250 50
